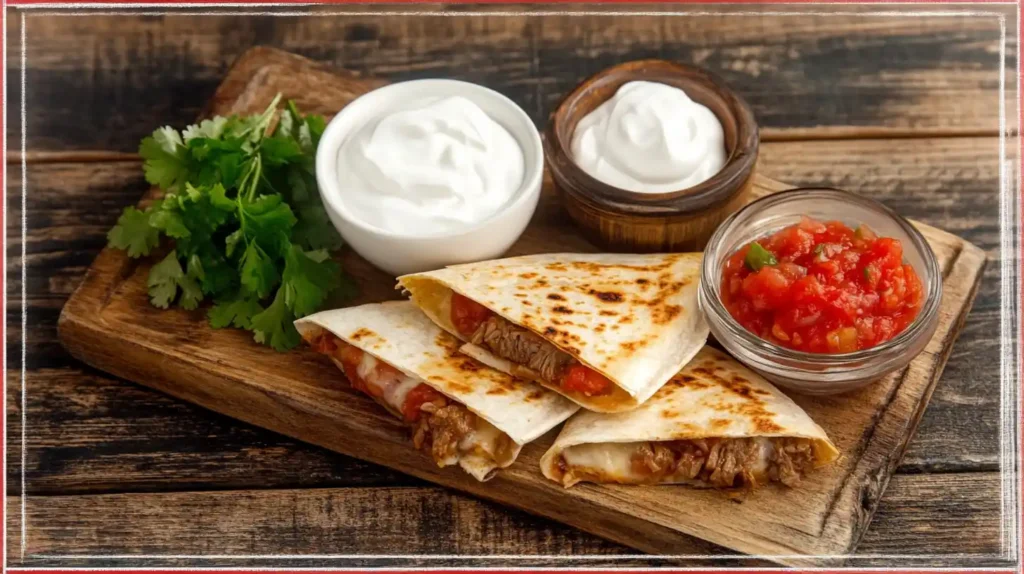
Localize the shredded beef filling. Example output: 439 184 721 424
570 437 817 489
767 438 816 486
411 397 477 465
470 315 576 383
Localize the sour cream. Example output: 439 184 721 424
335 95 525 236
570 81 727 194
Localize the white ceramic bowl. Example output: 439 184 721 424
315 79 543 276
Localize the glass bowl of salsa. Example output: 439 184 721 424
698 187 942 395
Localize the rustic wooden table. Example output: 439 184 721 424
5 5 1018 569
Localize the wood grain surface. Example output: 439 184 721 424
6 6 1018 154
6 471 1006 568
6 8 1015 569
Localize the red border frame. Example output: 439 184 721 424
2 2 1021 573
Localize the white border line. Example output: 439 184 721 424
15 9 1013 16
6 564 1015 568
19 10 27 563
20 552 1016 561
1016 2 1023 566
997 10 1015 563
2 0 8 566
12 5 1020 568
11 1 1020 7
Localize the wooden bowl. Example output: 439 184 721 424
544 59 759 252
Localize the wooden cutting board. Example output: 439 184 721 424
57 47 987 565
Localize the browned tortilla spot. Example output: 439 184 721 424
673 373 711 390
636 278 650 285
520 272 538 279
618 315 634 324
544 263 568 272
754 419 785 433
588 289 624 303
547 293 566 301
710 418 731 430
552 305 573 315
565 257 681 274
599 309 618 317
652 304 683 325
349 327 377 342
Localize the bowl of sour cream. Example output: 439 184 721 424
316 79 543 276
545 60 759 253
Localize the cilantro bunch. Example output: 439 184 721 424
108 94 353 351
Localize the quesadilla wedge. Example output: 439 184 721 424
541 346 840 489
397 253 709 413
295 301 579 481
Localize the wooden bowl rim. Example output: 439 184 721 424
545 59 759 217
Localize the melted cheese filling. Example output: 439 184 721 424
320 333 510 466
561 439 775 484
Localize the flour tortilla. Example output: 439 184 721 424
397 253 709 413
295 301 579 480
540 345 840 488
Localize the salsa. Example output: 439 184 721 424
450 292 614 396
720 217 924 354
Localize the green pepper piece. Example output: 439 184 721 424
744 242 778 271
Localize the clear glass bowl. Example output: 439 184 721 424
698 187 943 395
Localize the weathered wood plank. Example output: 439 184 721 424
6 472 1009 568
7 368 415 495
8 8 1015 152
6 135 1004 496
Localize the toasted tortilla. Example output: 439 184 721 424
540 345 840 488
295 301 579 480
397 253 709 413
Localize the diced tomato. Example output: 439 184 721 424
720 217 924 354
308 331 338 355
561 364 614 396
402 383 444 422
450 292 493 337
336 342 370 393
335 342 384 399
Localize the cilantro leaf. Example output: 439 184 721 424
179 258 204 310
183 116 228 142
139 126 190 191
240 193 296 259
251 288 301 351
149 208 190 239
281 244 340 318
292 202 343 251
209 292 264 329
148 251 185 308
188 251 235 297
147 250 205 310
108 206 160 258
239 241 279 298
261 136 304 166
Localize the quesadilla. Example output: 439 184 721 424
541 346 840 489
295 301 579 481
397 253 709 413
